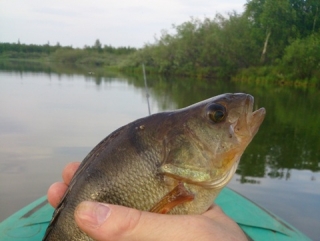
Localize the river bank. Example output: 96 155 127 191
1 56 319 91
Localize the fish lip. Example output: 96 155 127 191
246 94 266 117
244 94 265 130
231 94 265 139
251 107 266 134
246 94 254 113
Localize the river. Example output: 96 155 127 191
0 62 319 240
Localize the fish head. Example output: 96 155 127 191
161 93 266 189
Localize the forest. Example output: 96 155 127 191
0 0 319 86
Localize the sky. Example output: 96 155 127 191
0 0 247 48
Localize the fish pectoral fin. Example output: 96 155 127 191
149 182 194 214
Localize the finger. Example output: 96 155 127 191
62 162 81 185
74 201 215 241
47 182 68 208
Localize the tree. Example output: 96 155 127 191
93 39 102 52
290 0 320 35
244 0 297 63
281 33 320 79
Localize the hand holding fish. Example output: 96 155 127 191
48 162 248 241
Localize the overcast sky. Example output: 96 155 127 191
0 0 247 48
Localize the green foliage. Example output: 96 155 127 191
281 33 320 79
0 42 61 54
121 14 260 79
93 39 102 52
103 45 136 55
290 0 320 36
244 0 298 62
235 33 320 85
51 49 87 64
83 40 137 55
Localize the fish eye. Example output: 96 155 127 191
207 104 226 123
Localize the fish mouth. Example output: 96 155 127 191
231 94 266 140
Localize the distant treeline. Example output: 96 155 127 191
1 0 320 85
0 39 137 66
0 42 62 54
0 40 136 55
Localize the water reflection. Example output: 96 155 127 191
0 62 319 240
1 62 319 177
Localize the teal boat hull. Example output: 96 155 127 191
0 188 311 241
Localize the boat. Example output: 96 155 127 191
0 187 311 241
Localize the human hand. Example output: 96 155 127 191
48 162 248 241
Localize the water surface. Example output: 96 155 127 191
0 64 319 240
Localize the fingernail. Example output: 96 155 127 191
75 201 111 228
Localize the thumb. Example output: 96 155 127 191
74 201 209 241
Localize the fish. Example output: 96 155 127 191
43 93 266 241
